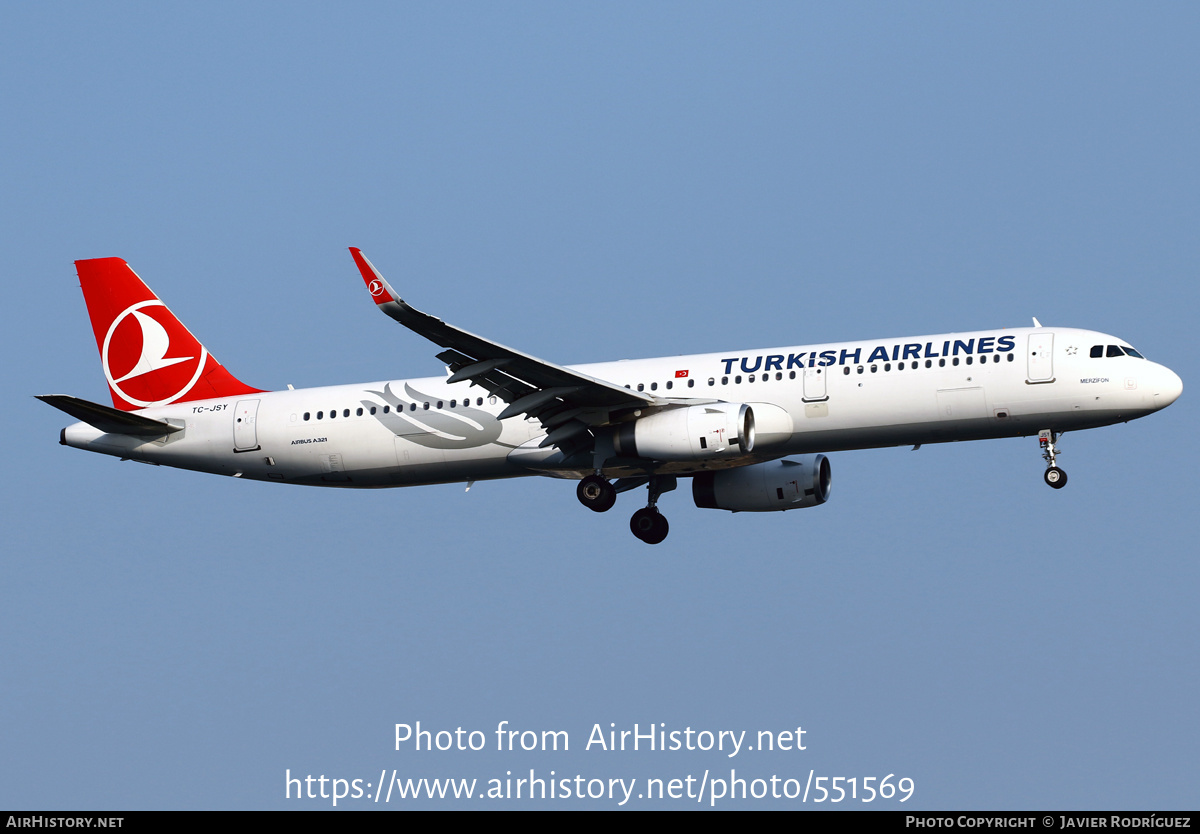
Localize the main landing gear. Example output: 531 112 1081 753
630 507 668 545
1039 429 1067 489
630 476 675 545
577 474 616 512
574 473 676 544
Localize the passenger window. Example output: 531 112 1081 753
688 379 695 388
329 410 336 419
317 411 323 419
343 409 350 417
666 381 673 390
383 406 390 414
303 412 310 421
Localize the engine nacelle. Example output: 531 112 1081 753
692 455 831 512
744 401 794 450
614 403 754 461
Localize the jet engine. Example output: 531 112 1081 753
614 403 754 461
692 455 831 512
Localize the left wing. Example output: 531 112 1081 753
349 248 657 453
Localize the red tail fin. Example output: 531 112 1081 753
76 257 263 411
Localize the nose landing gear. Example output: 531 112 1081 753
1039 430 1067 489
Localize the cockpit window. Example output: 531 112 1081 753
1095 344 1145 359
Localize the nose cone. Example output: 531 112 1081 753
1152 365 1183 409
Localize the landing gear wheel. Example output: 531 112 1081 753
1044 467 1067 489
577 474 616 512
630 507 669 544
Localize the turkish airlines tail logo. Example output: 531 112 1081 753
76 258 262 411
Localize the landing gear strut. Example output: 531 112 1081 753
630 475 676 544
1039 430 1067 489
577 474 616 512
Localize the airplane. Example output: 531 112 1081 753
41 250 1183 544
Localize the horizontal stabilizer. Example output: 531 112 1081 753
37 395 183 438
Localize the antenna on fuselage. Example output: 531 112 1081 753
1032 317 1043 327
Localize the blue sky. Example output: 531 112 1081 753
3 2 1197 809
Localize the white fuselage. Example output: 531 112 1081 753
60 326 1183 487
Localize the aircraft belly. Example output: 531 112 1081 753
391 437 519 485
929 387 989 438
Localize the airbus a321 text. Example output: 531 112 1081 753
41 250 1183 543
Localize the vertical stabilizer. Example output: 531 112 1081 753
75 257 263 411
